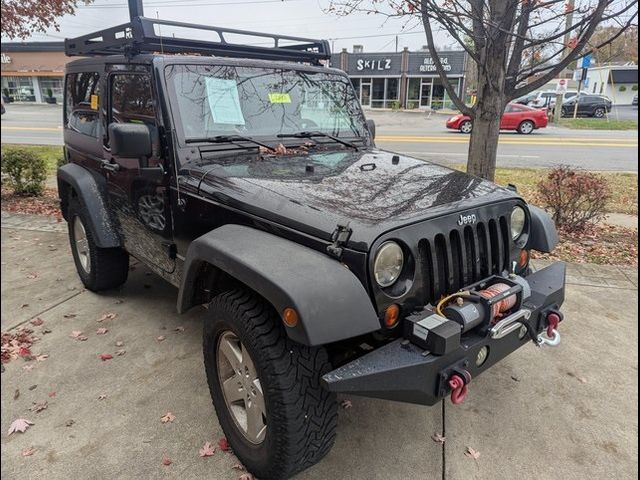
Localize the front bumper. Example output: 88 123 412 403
322 262 566 406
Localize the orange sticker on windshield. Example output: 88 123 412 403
90 94 99 110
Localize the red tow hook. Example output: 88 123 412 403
546 312 561 337
448 372 471 405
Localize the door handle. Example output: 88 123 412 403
101 160 120 172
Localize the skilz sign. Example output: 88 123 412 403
356 58 392 71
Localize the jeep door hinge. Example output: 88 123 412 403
326 223 352 259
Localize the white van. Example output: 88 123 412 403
528 90 578 109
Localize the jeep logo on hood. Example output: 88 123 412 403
457 213 477 226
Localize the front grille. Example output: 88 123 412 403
418 216 511 302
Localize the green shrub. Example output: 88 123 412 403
619 85 627 92
46 88 53 98
1 147 48 196
632 84 638 91
57 154 67 168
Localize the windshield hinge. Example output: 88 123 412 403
326 223 352 259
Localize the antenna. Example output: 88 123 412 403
156 10 164 55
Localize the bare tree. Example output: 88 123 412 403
1 0 91 40
329 0 638 180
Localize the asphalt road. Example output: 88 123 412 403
1 104 638 171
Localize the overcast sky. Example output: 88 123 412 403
3 0 456 53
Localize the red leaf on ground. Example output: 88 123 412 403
199 442 215 457
465 447 481 460
48 391 56 398
21 447 36 457
162 455 172 466
218 437 231 452
97 313 117 323
30 401 48 413
7 418 34 435
98 354 113 361
96 328 108 335
30 318 44 326
18 347 32 358
161 412 176 423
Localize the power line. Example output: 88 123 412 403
77 0 304 8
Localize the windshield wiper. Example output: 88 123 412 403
277 131 359 151
185 134 276 152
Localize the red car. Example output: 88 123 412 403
446 103 548 134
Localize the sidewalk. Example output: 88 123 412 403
1 213 637 479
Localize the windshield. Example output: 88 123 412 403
165 65 368 142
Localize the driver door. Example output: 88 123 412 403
104 69 175 274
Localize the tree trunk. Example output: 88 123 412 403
466 58 506 181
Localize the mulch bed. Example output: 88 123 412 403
1 187 62 220
532 223 638 267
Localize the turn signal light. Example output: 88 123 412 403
383 304 400 328
282 308 299 328
518 249 529 267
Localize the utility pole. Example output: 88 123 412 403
554 0 575 124
395 35 398 53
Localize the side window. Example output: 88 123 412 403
64 72 101 138
110 73 155 125
504 104 517 113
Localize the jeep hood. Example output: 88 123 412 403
188 148 519 251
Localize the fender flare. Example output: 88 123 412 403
527 205 558 253
177 224 381 346
57 163 121 249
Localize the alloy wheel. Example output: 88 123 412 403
216 331 267 444
73 216 91 274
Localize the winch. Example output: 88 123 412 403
404 274 532 354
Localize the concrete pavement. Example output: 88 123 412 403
1 104 637 171
1 214 638 479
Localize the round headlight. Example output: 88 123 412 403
374 241 404 287
511 206 526 240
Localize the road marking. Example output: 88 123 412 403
1 126 62 131
398 151 541 159
378 135 638 148
379 134 637 142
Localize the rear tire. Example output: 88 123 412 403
203 289 337 480
67 197 128 291
517 120 535 134
459 120 473 134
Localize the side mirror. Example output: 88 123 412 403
366 118 376 141
109 123 152 159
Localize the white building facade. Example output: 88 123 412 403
584 65 638 105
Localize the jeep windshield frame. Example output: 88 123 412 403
163 62 370 154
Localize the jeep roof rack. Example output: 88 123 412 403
64 16 331 65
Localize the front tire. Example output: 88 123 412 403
517 120 535 134
67 197 129 291
459 120 473 134
593 107 605 118
203 289 337 480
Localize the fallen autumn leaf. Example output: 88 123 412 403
465 447 481 460
431 433 446 445
21 447 36 457
8 418 34 435
199 442 215 457
161 412 176 423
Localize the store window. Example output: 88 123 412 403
407 78 421 109
431 77 460 110
1 76 36 102
385 78 399 108
65 72 101 138
371 78 385 108
38 77 64 103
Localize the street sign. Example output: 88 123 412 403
572 68 583 81
556 79 568 93
582 54 593 69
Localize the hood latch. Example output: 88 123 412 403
326 223 352 259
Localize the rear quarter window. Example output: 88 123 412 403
64 72 101 138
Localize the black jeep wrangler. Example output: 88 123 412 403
58 16 565 480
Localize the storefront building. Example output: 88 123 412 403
330 48 467 110
1 42 67 104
